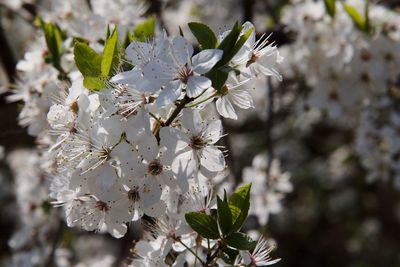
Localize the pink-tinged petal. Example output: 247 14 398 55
216 96 237 120
192 49 223 74
200 146 225 172
186 75 211 98
156 80 182 107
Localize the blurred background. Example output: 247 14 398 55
1 0 400 266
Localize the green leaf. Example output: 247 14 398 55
74 42 104 90
225 232 256 250
324 0 336 18
215 22 242 67
188 22 218 49
83 76 105 91
41 200 52 214
223 27 253 65
106 24 111 39
41 21 64 68
206 67 229 91
179 26 184 37
101 27 120 77
228 183 252 232
343 3 369 32
217 196 232 236
133 16 156 42
122 29 134 49
74 42 102 77
185 212 220 239
221 246 239 265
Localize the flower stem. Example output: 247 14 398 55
177 238 205 265
185 92 218 108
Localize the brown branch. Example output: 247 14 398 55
266 77 274 175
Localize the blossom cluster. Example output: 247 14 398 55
279 0 400 186
6 0 284 262
280 0 400 118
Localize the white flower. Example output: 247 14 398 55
235 237 280 266
215 73 254 120
160 109 225 191
77 191 128 238
141 36 223 105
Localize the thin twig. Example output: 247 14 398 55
44 219 64 267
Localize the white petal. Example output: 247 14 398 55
88 163 118 193
125 41 152 66
106 220 127 238
216 96 237 120
172 150 198 191
230 89 254 109
110 141 140 178
200 146 225 172
143 200 167 217
141 59 174 91
110 69 142 84
192 49 223 74
126 108 152 143
186 76 211 98
141 177 163 208
172 36 193 66
181 109 204 134
159 127 189 153
137 134 159 161
203 119 223 144
156 80 182 107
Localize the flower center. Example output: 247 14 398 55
219 85 229 96
95 201 109 212
360 48 372 61
148 160 163 176
189 135 205 150
246 52 258 67
70 101 79 114
128 187 140 202
177 66 193 83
